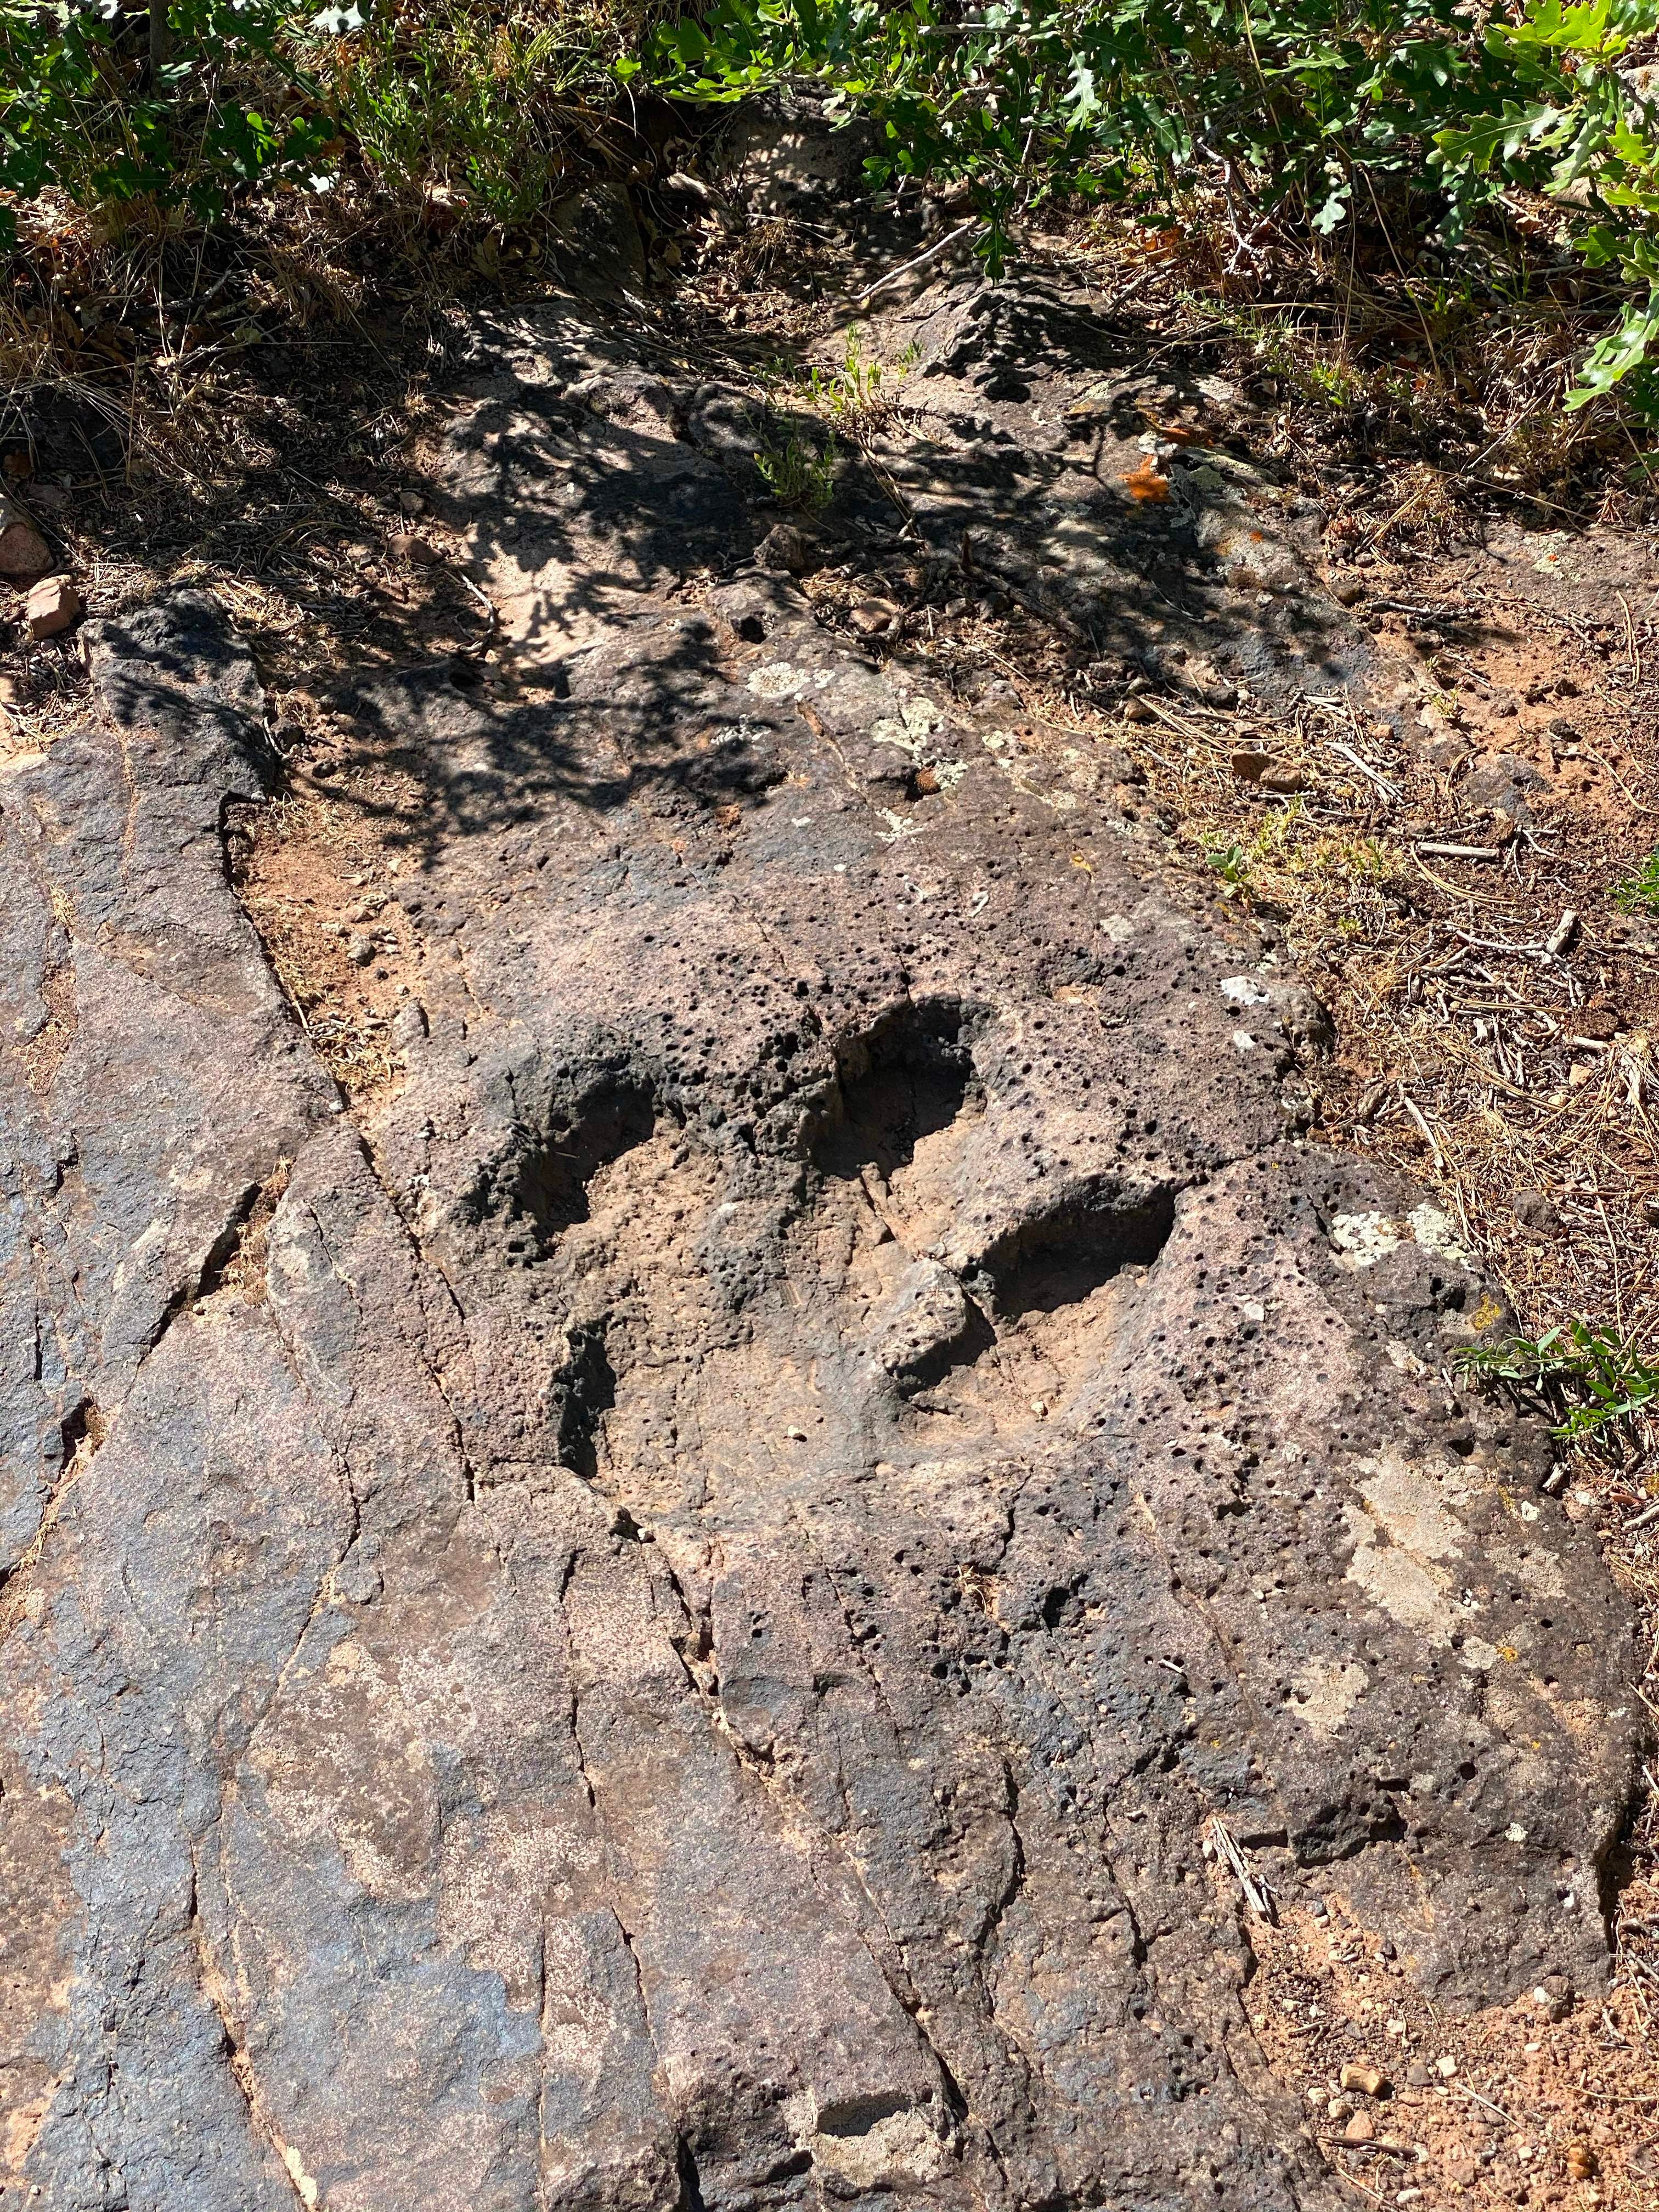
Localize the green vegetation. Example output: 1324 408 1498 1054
646 0 1659 417
10 0 1659 420
754 429 839 511
0 1 341 236
1204 840 1252 895
1455 1318 1659 1441
1614 847 1659 913
320 1 657 230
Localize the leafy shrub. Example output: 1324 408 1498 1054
0 1 346 240
642 0 1526 262
1432 0 1659 413
641 0 1659 414
1455 1317 1659 1440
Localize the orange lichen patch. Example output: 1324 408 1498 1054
1121 457 1173 503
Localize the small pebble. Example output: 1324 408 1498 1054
391 529 442 567
1340 2062 1388 2097
346 934 374 967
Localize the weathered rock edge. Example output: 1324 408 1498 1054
0 388 1640 2212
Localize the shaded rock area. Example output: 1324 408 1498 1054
0 148 1644 2212
449 268 1397 724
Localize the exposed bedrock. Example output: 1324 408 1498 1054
0 202 1642 2212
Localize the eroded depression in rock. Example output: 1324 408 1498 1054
505 1073 658 1255
809 999 983 1186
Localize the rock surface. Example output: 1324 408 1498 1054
23 576 83 642
0 493 52 582
0 176 1642 2212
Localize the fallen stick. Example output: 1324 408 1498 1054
1329 740 1401 801
1203 1815 1275 1920
856 221 978 306
1398 1090 1445 1165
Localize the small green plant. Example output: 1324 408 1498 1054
1614 848 1659 914
755 430 837 514
1455 1319 1659 1441
1299 354 1363 410
797 326 912 447
1205 841 1252 895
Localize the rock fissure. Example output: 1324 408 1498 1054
186 1845 318 2212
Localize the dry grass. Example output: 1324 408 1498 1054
1022 202 1652 550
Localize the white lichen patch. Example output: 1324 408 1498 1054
873 696 943 756
1406 1201 1475 1269
746 661 810 702
1221 976 1271 1007
1489 1538 1567 1600
1344 1446 1466 1640
1330 1211 1404 1268
1330 1203 1475 1274
1290 1658 1369 1739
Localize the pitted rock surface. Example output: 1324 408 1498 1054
0 281 1641 2212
